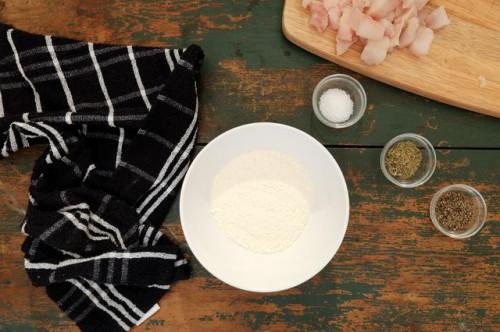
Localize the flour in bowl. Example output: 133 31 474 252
211 150 311 254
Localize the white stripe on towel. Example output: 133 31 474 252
46 35 76 113
106 284 145 318
68 279 130 331
88 43 115 127
127 46 151 110
173 49 181 63
7 29 42 113
85 280 139 324
142 227 154 247
0 90 4 118
165 49 175 72
24 251 177 270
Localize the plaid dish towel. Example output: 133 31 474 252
0 23 203 331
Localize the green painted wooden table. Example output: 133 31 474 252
0 1 499 331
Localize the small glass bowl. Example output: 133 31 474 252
312 74 367 128
430 184 487 239
380 133 436 188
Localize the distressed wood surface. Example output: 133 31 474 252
0 0 499 331
283 0 500 118
0 0 499 148
1 147 499 331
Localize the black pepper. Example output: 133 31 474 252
435 190 476 231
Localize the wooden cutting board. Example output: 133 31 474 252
282 0 500 118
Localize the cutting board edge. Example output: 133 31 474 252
281 2 500 119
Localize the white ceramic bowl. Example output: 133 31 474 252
180 123 350 292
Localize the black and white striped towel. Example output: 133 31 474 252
0 23 203 331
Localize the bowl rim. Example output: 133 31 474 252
429 184 488 239
312 74 367 129
380 133 437 188
179 122 350 292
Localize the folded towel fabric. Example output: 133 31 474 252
0 23 203 331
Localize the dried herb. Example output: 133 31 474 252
435 191 475 231
384 141 423 180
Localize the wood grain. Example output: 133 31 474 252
1 1 500 148
282 0 500 118
0 147 499 331
0 0 499 331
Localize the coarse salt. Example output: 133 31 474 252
478 75 487 88
319 88 354 123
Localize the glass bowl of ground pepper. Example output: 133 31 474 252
430 184 487 239
380 133 436 188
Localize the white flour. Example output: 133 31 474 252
211 150 311 254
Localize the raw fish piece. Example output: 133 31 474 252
381 18 395 38
401 0 414 8
394 5 404 17
337 7 355 40
328 7 342 30
350 7 364 30
323 0 339 9
338 0 353 6
302 0 447 65
356 14 386 40
414 0 429 11
336 39 355 55
366 0 401 20
394 5 417 24
425 6 450 30
409 26 434 56
389 21 404 48
385 11 396 22
418 11 428 24
361 37 390 65
309 1 329 32
353 0 371 10
399 16 419 47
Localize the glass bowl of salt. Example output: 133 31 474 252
312 74 367 129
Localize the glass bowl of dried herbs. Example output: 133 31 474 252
380 133 436 188
430 184 487 239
